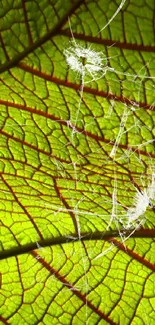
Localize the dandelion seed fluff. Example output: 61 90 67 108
64 42 114 82
123 173 155 230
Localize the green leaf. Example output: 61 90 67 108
0 0 155 324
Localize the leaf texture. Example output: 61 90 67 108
0 0 155 324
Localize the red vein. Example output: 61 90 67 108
31 250 117 325
0 34 10 61
21 0 33 44
0 129 71 164
18 62 154 111
1 99 155 159
53 178 79 235
60 30 155 52
108 238 155 271
0 316 10 325
1 174 44 240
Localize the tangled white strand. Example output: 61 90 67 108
63 3 155 266
97 0 127 34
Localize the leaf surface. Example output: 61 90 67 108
0 0 155 324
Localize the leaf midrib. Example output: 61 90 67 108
1 229 154 261
0 0 84 73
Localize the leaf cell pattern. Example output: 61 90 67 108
0 0 155 324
